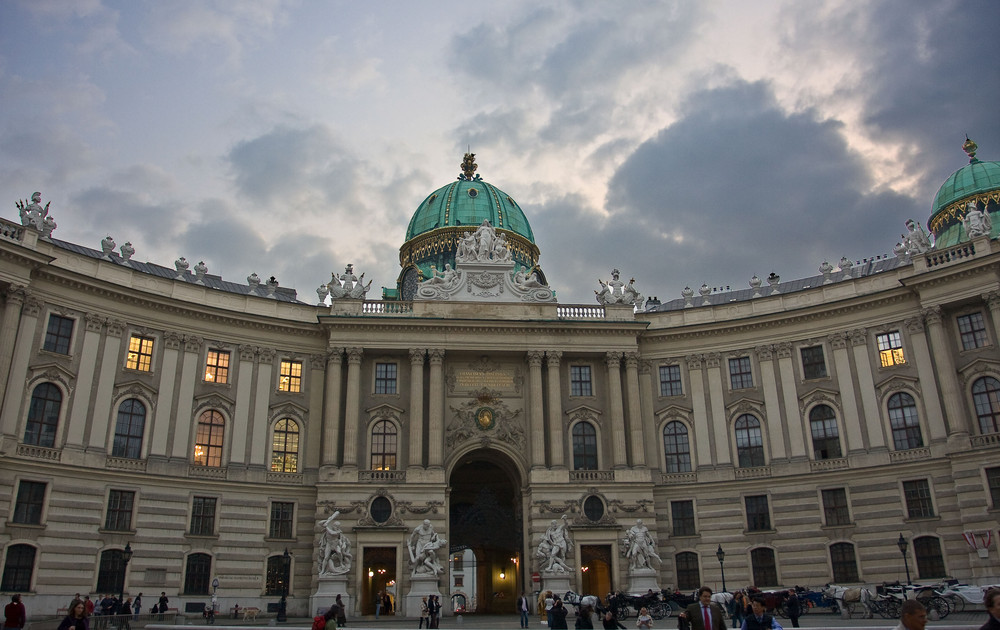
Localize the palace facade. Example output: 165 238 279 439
1 148 999 617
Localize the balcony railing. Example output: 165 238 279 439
809 457 849 472
569 470 615 482
359 469 406 482
888 447 930 463
16 444 62 461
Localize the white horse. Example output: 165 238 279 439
822 585 871 618
563 590 601 611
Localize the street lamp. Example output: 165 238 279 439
119 543 133 614
896 534 911 585
277 548 290 622
716 545 727 593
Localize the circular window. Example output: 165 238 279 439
583 495 604 522
467 188 479 198
370 496 392 523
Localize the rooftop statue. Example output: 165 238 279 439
328 264 372 300
963 200 992 238
16 192 56 236
596 269 644 307
902 218 933 255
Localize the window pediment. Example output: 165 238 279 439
365 402 406 416
654 404 693 420
958 357 1000 386
798 387 841 415
28 362 76 387
270 400 309 422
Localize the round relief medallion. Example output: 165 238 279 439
475 406 495 430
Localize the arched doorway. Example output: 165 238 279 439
449 452 522 614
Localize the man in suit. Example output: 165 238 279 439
683 586 727 630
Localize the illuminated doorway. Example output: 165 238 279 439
361 547 397 615
580 545 612 601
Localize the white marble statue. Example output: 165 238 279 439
513 268 544 289
328 264 372 300
120 242 135 260
423 264 460 288
475 220 495 261
902 218 932 255
494 233 513 262
536 515 572 573
16 192 50 231
456 231 477 263
408 519 447 576
101 235 116 255
622 519 661 571
963 201 992 238
596 269 644 306
318 511 352 576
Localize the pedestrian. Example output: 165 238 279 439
323 604 338 630
418 596 429 629
58 602 89 630
132 594 141 621
683 587 726 630
335 594 346 627
429 595 441 629
895 599 926 630
636 607 653 629
546 591 556 627
576 603 595 629
118 599 131 630
550 599 569 630
740 597 782 630
603 611 626 629
518 591 531 628
4 595 25 630
375 591 382 619
730 592 745 629
157 593 169 618
83 597 95 617
784 591 800 629
980 588 1000 630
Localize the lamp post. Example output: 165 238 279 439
277 548 290 622
119 543 133 615
896 534 911 585
716 545 727 593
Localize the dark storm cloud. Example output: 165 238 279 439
783 0 1000 196
71 186 185 246
537 77 919 304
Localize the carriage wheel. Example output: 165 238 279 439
943 594 965 614
614 604 631 620
650 603 671 620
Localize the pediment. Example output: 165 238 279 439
193 391 236 408
957 357 1000 386
797 387 842 414
365 402 406 415
724 396 765 414
28 361 76 383
654 404 693 419
114 379 158 399
271 400 310 418
874 373 921 401
564 405 603 418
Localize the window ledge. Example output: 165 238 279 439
263 537 297 543
5 521 45 530
184 533 220 540
670 533 700 539
820 523 856 531
743 528 777 535
98 528 138 535
903 515 940 524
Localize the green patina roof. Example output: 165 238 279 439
928 139 1000 247
404 178 535 244
931 159 1000 216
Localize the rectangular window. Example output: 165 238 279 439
729 356 754 389
126 335 154 371
374 362 397 394
821 488 851 526
452 554 464 571
988 467 1000 508
12 481 46 525
957 312 989 350
278 360 302 393
454 576 464 587
659 365 683 397
903 479 934 518
570 365 593 397
877 331 906 367
104 490 135 531
745 495 771 531
671 500 696 537
269 501 294 539
204 349 230 384
43 314 74 354
190 496 217 536
801 345 827 379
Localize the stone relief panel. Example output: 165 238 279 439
446 356 524 395
446 388 524 450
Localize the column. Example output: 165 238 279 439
170 335 203 459
606 352 628 468
849 329 886 449
87 319 126 450
638 360 656 467
687 355 712 468
526 351 546 467
624 352 645 467
0 285 27 418
149 332 182 458
320 347 344 466
983 291 1000 344
705 353 731 465
829 332 865 453
754 345 787 461
65 314 104 447
775 342 807 459
342 347 363 469
0 294 41 437
923 307 970 438
408 348 425 469
906 314 948 443
249 347 274 465
545 351 565 468
427 348 445 468
231 345 257 465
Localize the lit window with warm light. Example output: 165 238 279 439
270 419 299 473
125 335 154 372
204 349 230 384
278 360 302 392
370 419 397 471
877 331 905 367
193 410 225 467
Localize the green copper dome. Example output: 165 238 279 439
929 138 1000 247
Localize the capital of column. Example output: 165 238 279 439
310 354 326 370
258 346 276 362
828 331 848 350
545 350 563 366
754 344 774 361
685 354 704 370
239 344 256 361
327 347 345 363
106 318 126 338
23 296 43 317
704 352 721 368
165 331 184 351
905 317 925 334
983 291 1000 310
346 347 364 364
85 312 105 333
1 284 29 305
624 351 640 369
526 350 544 367
922 305 943 327
183 334 203 352
849 328 868 347
410 348 427 364
775 342 792 359
428 348 445 364
605 351 623 368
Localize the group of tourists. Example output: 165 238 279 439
417 594 442 628
318 594 347 629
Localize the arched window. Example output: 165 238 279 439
96 548 128 593
663 421 692 473
735 414 765 467
572 421 598 470
830 542 859 582
271 419 300 473
369 419 397 471
972 377 1000 434
750 547 778 587
914 536 945 579
888 393 923 450
0 544 36 592
193 411 225 467
184 553 212 595
675 552 700 591
24 383 61 447
809 405 842 460
113 399 146 459
265 555 289 596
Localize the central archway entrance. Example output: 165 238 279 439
449 452 522 615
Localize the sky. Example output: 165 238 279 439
2 0 998 305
